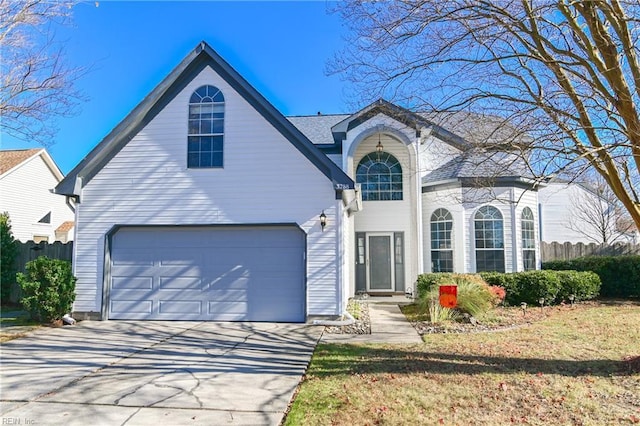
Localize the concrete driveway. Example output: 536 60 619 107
0 320 322 425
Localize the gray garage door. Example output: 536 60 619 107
108 225 305 322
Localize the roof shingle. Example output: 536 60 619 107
0 149 42 175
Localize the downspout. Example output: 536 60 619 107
312 310 356 326
415 127 430 275
510 188 518 272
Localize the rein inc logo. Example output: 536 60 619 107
2 419 35 425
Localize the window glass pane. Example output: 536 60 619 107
200 119 212 134
200 153 212 167
523 250 536 271
201 137 212 152
212 152 223 167
212 136 223 151
357 237 365 264
395 235 403 264
187 153 199 168
188 120 199 134
212 90 224 102
188 138 199 152
212 119 224 133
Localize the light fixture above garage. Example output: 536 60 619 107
320 211 327 231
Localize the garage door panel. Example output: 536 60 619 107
111 300 153 315
207 300 248 315
112 252 155 266
109 226 305 321
158 300 202 315
111 276 153 290
158 277 203 290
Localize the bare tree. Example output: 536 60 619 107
331 0 640 230
567 177 636 244
0 0 82 147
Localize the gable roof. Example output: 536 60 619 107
0 149 41 175
287 102 527 153
0 148 64 181
288 114 349 145
331 99 470 150
55 41 354 197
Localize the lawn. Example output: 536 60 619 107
0 309 39 343
285 302 640 425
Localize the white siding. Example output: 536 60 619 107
537 182 622 244
0 153 75 242
351 133 418 290
74 67 341 316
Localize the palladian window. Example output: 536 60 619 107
188 85 224 168
355 152 403 201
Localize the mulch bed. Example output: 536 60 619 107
324 301 371 334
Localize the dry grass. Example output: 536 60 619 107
286 302 640 425
0 311 40 343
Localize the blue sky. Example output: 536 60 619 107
2 1 350 174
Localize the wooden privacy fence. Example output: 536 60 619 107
9 240 74 303
541 241 640 262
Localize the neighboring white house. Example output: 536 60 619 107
0 149 75 243
538 180 639 245
54 42 564 322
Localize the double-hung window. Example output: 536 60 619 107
188 85 224 168
430 208 454 272
474 205 505 272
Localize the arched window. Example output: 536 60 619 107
474 206 505 272
188 85 224 168
521 207 536 270
431 208 453 272
355 152 402 201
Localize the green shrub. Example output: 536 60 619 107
555 270 601 302
515 270 562 305
543 256 640 298
1 212 18 302
482 270 601 305
18 257 76 323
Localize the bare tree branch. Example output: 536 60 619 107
0 0 83 147
331 0 640 229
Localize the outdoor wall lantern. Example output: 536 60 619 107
375 132 384 162
320 211 327 231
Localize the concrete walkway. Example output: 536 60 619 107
321 299 423 344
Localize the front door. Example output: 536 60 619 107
367 233 394 292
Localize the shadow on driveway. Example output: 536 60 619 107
0 320 322 425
